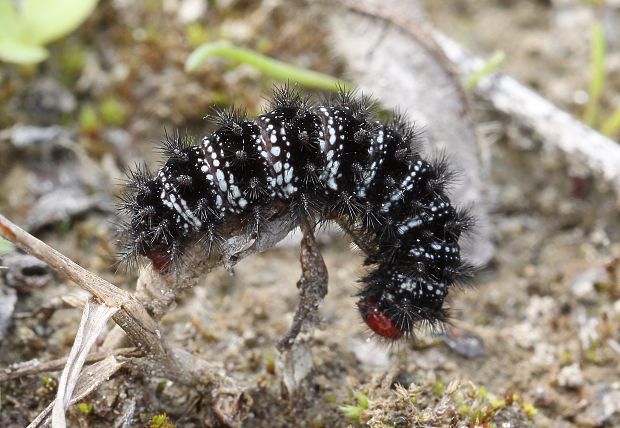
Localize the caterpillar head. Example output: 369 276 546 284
358 269 449 340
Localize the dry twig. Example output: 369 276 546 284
0 347 139 382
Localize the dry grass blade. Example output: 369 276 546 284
51 300 118 428
27 356 126 428
0 347 139 382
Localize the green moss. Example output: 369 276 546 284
79 103 100 134
150 414 176 428
58 42 88 84
433 380 445 396
339 404 364 423
99 97 127 126
76 402 93 415
522 401 538 418
325 394 337 403
353 391 370 409
263 352 276 375
490 398 506 409
339 391 370 423
186 22 209 48
561 350 572 365
56 218 72 236
40 375 57 390
586 339 601 364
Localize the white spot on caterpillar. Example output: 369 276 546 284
284 167 294 184
216 169 227 192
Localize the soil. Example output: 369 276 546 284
1 1 619 427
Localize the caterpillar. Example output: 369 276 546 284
118 86 475 340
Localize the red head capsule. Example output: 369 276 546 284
359 297 404 340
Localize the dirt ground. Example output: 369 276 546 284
1 0 619 427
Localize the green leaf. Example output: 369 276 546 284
186 39 349 91
0 237 13 254
0 0 98 64
0 1 20 40
0 39 48 63
18 0 99 45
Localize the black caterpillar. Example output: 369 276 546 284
119 86 474 340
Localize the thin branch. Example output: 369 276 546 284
0 214 129 305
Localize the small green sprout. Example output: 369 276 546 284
339 404 364 423
150 414 176 428
338 391 370 423
583 23 606 127
585 339 601 364
0 0 99 64
76 402 93 415
79 104 100 135
185 39 350 91
433 379 445 396
522 401 538 418
40 375 57 390
464 50 506 90
99 97 128 127
353 391 370 409
579 20 620 140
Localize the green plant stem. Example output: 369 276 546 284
464 50 506 90
600 105 620 138
185 40 349 91
583 23 606 126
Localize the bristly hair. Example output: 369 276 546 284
322 86 378 122
268 82 309 112
156 129 195 160
206 106 247 134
